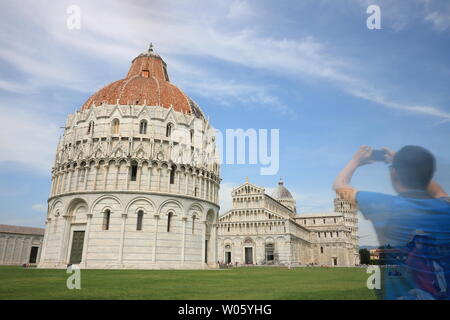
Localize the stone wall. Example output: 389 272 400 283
39 192 218 269
0 232 43 265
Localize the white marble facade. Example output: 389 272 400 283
217 180 359 266
38 47 221 269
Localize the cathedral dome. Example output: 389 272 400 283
271 179 293 200
81 44 205 119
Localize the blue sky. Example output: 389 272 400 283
0 0 449 246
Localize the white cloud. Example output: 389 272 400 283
1 0 449 176
218 181 236 214
1 0 447 122
178 76 293 116
31 203 47 213
0 106 59 173
425 11 450 31
227 0 253 19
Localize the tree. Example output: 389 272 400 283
359 248 371 265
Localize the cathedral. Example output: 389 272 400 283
217 179 359 266
37 45 359 269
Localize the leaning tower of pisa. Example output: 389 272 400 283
38 45 221 269
334 190 360 265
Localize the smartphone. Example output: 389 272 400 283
369 149 387 161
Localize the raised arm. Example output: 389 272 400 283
333 146 374 202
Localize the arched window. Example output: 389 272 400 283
320 246 324 254
87 121 94 135
190 129 194 144
130 162 138 181
139 120 147 134
169 165 176 184
166 123 173 138
111 119 120 134
194 187 198 197
136 210 144 231
103 209 111 230
192 215 196 234
167 212 173 232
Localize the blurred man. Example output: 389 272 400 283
333 145 450 299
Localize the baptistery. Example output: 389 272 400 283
38 45 221 269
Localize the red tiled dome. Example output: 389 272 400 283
81 45 204 118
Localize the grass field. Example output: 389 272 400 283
0 266 376 300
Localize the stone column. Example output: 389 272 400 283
137 164 142 190
152 214 159 262
56 172 63 195
200 175 204 199
103 163 110 190
63 170 69 193
157 167 162 191
114 163 120 190
67 168 74 192
201 220 207 264
212 222 217 265
192 173 197 197
177 169 181 194
125 163 131 190
18 237 25 264
181 216 187 264
74 168 80 191
10 237 17 264
92 164 99 190
84 166 90 190
209 180 212 201
166 167 171 192
59 215 71 265
81 213 92 267
1 236 8 264
147 164 152 191
118 213 127 265
39 218 51 265
215 183 219 203
26 237 33 263
51 174 56 196
58 171 65 194
57 171 63 194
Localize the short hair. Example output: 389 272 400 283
392 146 436 190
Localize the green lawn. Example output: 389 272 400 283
0 266 376 300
